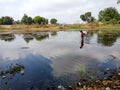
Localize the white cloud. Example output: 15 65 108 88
0 0 119 23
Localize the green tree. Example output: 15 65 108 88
27 17 33 25
0 18 3 24
14 20 21 24
21 14 33 25
45 19 48 24
1 16 14 25
80 12 95 23
33 16 41 24
109 19 117 25
33 16 48 25
50 18 57 24
98 7 120 24
40 17 47 25
80 15 86 22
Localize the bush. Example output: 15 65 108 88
109 19 117 25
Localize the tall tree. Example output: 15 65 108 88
80 15 86 22
21 14 33 25
1 16 14 25
50 18 57 24
98 7 120 23
45 19 48 24
80 12 95 23
0 18 3 24
33 16 42 24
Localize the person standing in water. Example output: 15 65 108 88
80 30 85 49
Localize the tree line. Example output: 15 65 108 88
80 7 120 24
0 7 119 25
0 14 57 25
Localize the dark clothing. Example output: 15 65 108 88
80 31 84 39
80 31 85 49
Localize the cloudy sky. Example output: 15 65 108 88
0 0 119 24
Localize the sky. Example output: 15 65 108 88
0 0 119 24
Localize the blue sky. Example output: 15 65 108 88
0 0 119 24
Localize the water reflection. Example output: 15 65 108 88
84 31 94 44
97 32 118 46
80 31 94 49
0 63 24 77
23 34 34 43
0 33 15 42
0 31 120 89
0 32 50 43
80 31 84 49
51 32 57 36
33 33 49 41
0 63 24 87
80 39 84 49
78 58 120 82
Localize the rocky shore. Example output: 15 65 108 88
67 73 120 90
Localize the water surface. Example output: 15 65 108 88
0 31 120 90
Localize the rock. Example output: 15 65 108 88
58 85 65 90
68 86 73 90
20 70 24 75
118 72 120 76
106 68 110 71
106 87 110 90
83 85 86 89
2 76 7 79
103 80 108 86
77 82 81 87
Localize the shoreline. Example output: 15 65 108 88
0 24 120 32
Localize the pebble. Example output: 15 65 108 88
106 87 110 90
20 70 24 75
2 76 7 79
118 72 120 75
58 85 65 90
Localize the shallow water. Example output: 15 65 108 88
0 31 120 90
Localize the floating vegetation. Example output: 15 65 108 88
0 63 25 78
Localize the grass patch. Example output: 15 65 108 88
96 24 120 30
69 25 82 29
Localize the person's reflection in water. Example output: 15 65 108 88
80 30 84 49
80 39 84 49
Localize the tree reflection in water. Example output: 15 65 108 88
23 32 49 43
33 33 49 41
0 33 15 42
0 63 24 85
23 33 34 43
51 32 57 36
97 33 118 46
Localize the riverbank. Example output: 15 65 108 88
0 24 120 33
0 25 65 32
71 74 120 90
67 68 120 90
67 24 120 30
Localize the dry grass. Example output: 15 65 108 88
0 24 65 32
0 24 120 33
